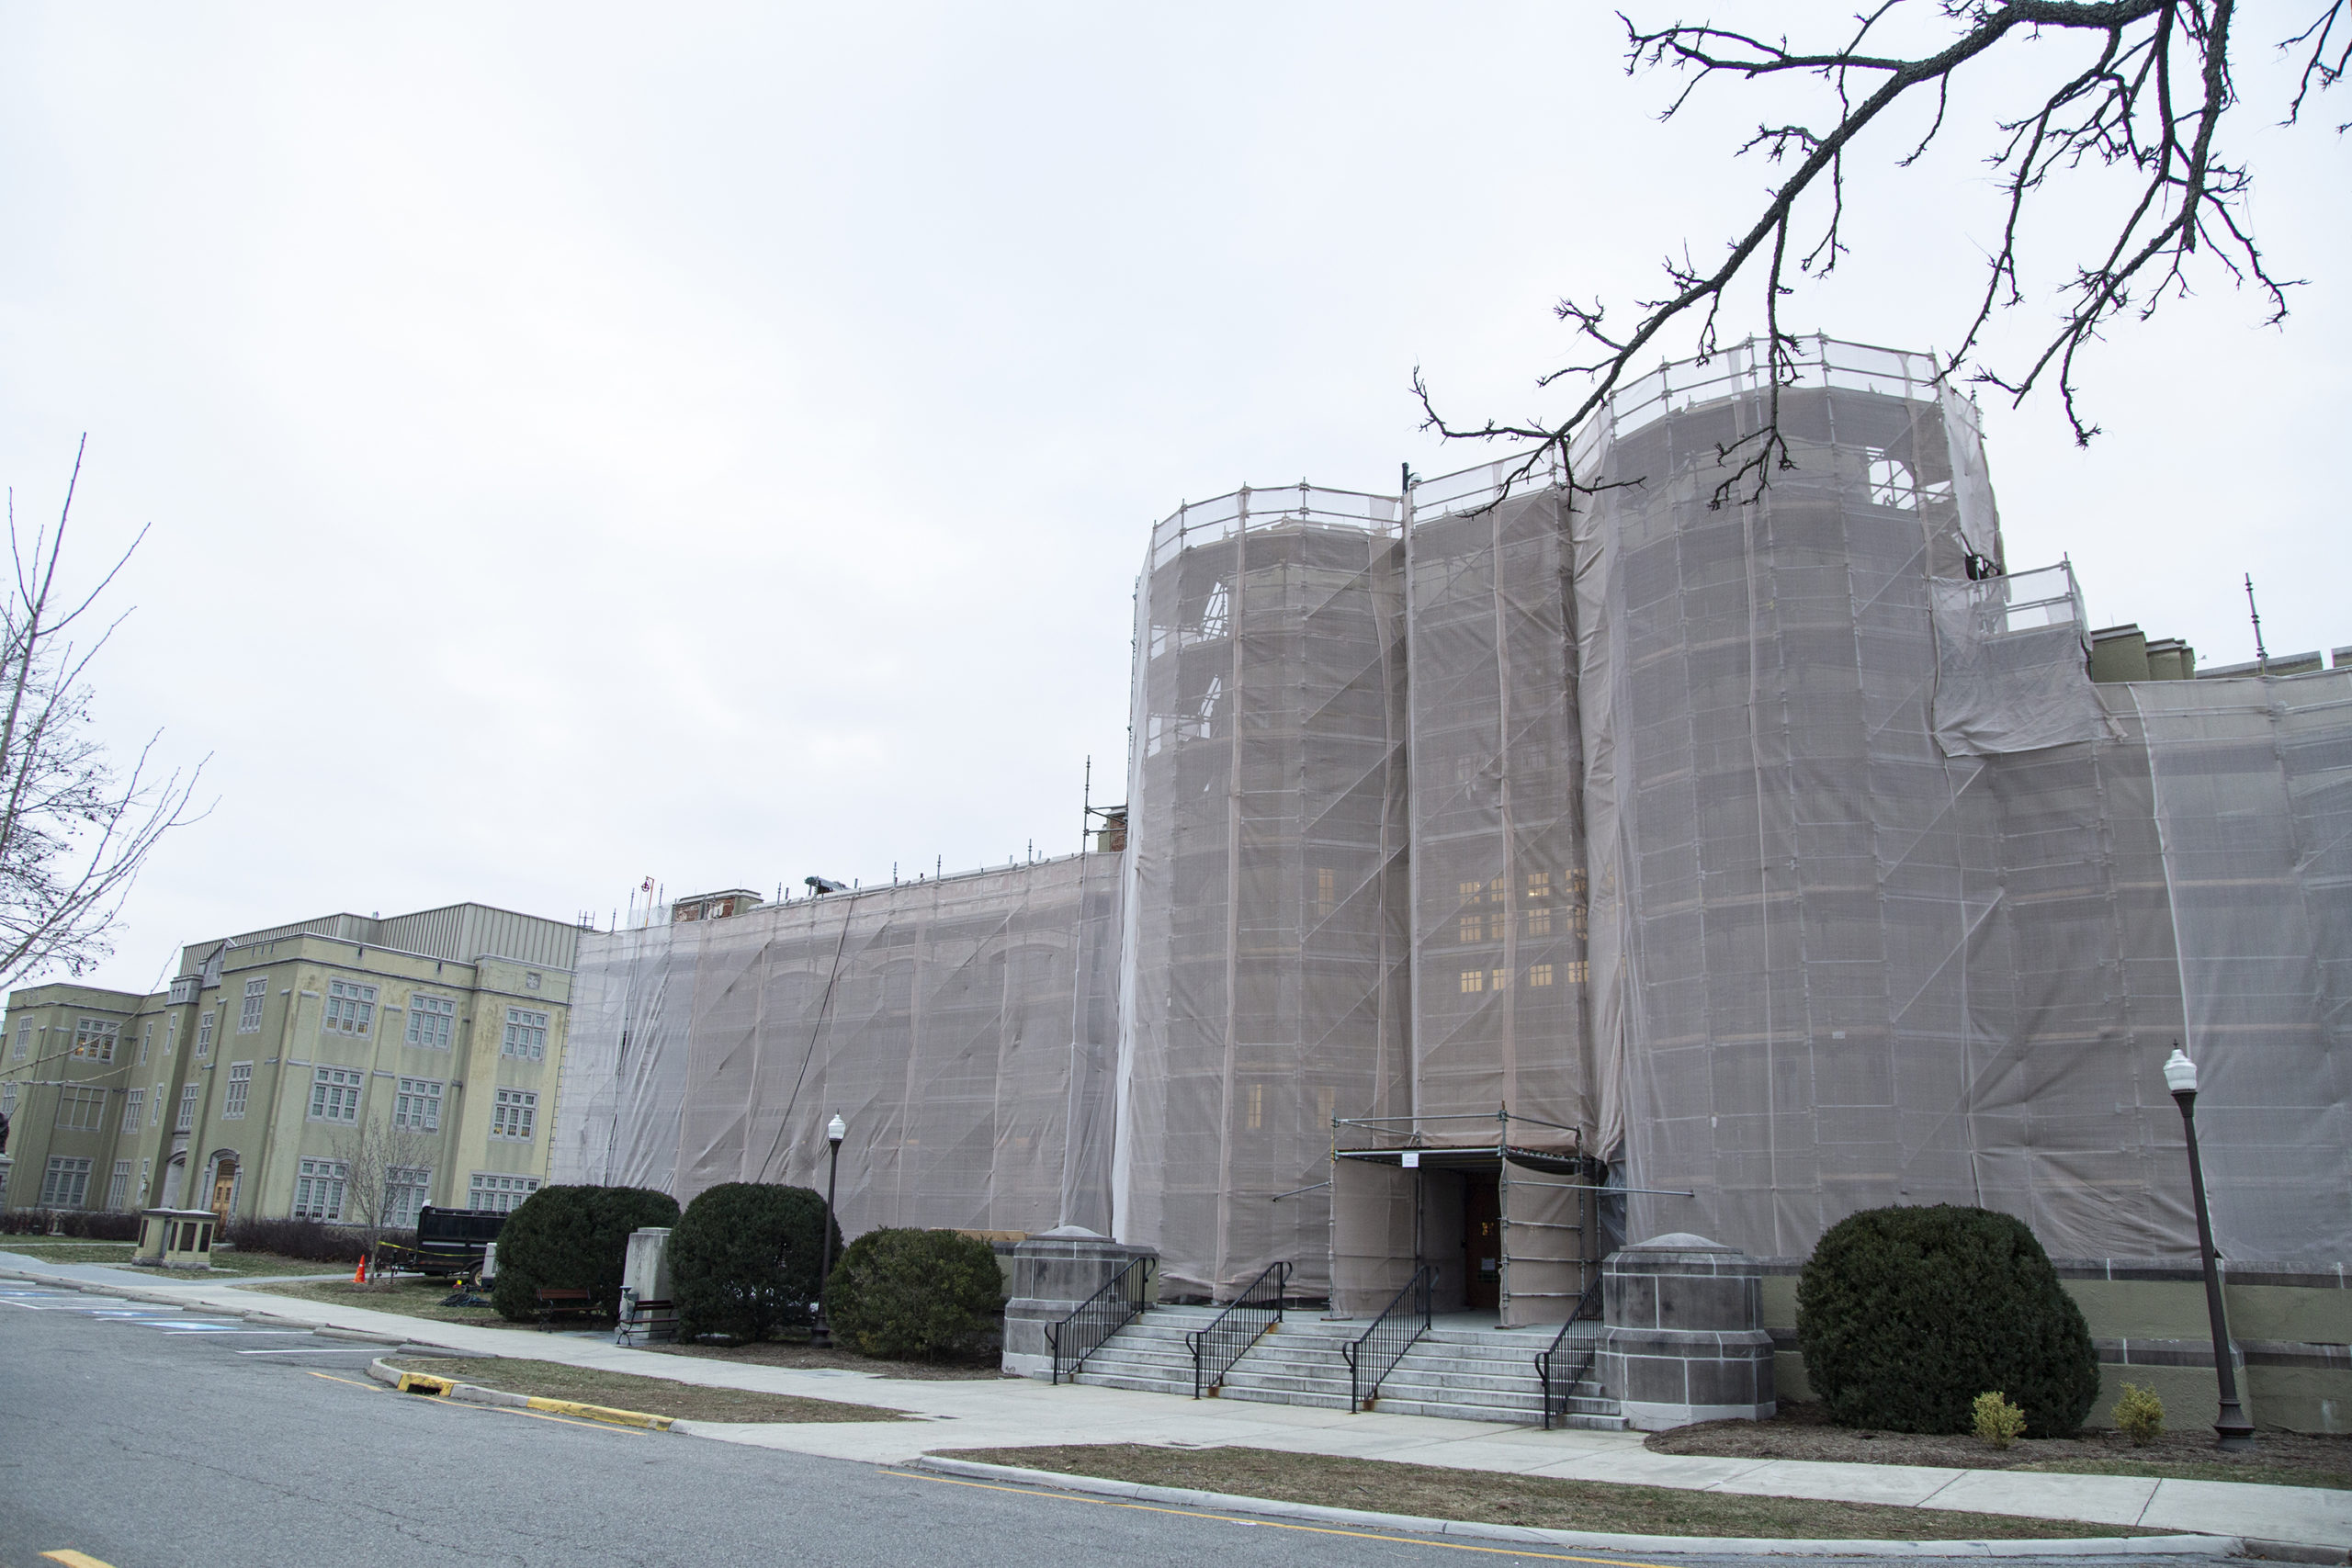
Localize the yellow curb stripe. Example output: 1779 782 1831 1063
886 1470 1682 1568
41 1552 120 1567
310 1367 641 1435
522 1394 673 1430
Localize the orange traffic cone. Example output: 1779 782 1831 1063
354 1255 368 1284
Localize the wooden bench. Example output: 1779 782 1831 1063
616 1294 677 1346
535 1286 594 1329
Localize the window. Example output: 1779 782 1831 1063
1529 964 1555 988
405 994 455 1050
238 976 267 1032
1458 969 1484 995
139 1157 151 1200
10 1021 27 1060
385 1167 431 1228
0 1082 15 1117
1245 1081 1263 1131
54 1086 106 1131
138 1021 152 1064
1313 868 1335 924
222 1063 252 1119
1566 959 1589 986
292 1158 347 1221
1489 967 1511 991
1525 871 1553 937
168 975 198 1006
309 1066 363 1123
197 1012 214 1057
107 1161 130 1209
469 1172 539 1213
491 1088 537 1141
322 978 377 1037
502 1009 548 1062
39 1156 93 1207
121 1088 145 1134
175 1083 198 1133
392 1077 444 1131
72 1018 119 1062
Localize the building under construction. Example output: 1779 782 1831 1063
555 337 2349 1330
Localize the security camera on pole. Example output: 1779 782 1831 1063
2163 1046 2256 1450
809 1112 846 1348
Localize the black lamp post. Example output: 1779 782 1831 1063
2164 1046 2256 1450
809 1112 846 1348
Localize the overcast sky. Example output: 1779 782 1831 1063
4 2 2345 997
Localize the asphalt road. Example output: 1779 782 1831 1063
0 1281 2203 1568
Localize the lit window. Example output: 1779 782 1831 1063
1313 868 1335 924
1525 871 1553 937
1459 970 1484 994
39 1156 93 1207
405 995 456 1050
385 1167 431 1228
197 1012 215 1056
308 1066 363 1123
107 1161 130 1209
175 1084 198 1133
1490 968 1511 991
469 1172 540 1213
393 1077 443 1132
292 1158 347 1221
1458 879 1485 944
1567 959 1589 985
53 1087 107 1131
72 1018 119 1062
1245 1082 1263 1131
322 979 377 1037
502 1010 548 1062
238 977 267 1032
222 1064 252 1119
1529 964 1555 988
121 1088 146 1134
491 1089 537 1141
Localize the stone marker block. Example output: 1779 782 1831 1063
1597 1232 1775 1431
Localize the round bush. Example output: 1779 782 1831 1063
491 1184 680 1322
825 1228 1005 1362
1797 1203 2098 1437
671 1182 840 1343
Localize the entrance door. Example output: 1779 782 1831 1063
210 1158 237 1222
1464 1176 1501 1310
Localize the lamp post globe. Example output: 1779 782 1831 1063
2165 1045 2255 1450
811 1112 846 1348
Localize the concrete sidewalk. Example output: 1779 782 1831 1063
7 1255 2346 1552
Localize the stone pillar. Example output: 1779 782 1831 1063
1001 1225 1156 1380
622 1227 674 1330
1598 1232 1775 1431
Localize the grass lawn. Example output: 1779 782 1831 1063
649 1337 1003 1382
1648 1404 2352 1493
0 1239 345 1277
941 1445 2153 1541
236 1275 515 1326
383 1355 916 1425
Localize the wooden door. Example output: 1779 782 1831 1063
1464 1176 1501 1310
210 1158 237 1222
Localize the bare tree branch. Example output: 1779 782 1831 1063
1419 2 2345 502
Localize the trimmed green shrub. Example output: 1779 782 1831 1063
1797 1203 2098 1438
1973 1390 2026 1449
825 1227 1004 1361
671 1182 840 1343
2114 1382 2165 1445
491 1184 679 1322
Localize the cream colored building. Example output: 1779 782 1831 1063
0 904 579 1228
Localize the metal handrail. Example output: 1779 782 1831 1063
1046 1256 1154 1385
1535 1276 1606 1430
1186 1260 1289 1398
1341 1265 1433 1412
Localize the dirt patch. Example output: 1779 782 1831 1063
384 1355 916 1425
1646 1402 2352 1491
940 1444 2149 1540
648 1337 1004 1382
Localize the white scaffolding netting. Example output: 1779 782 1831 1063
1114 488 1414 1299
554 852 1122 1236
